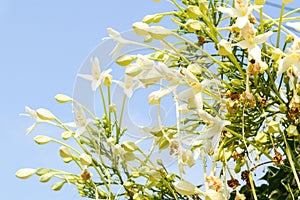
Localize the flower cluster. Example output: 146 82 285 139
17 0 300 199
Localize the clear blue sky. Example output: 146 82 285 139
1 0 299 199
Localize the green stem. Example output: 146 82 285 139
51 138 81 155
99 85 108 118
276 2 285 48
282 131 300 191
248 173 258 200
161 39 190 64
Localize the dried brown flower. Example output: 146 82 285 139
227 177 240 189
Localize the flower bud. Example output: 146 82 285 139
173 180 201 195
80 153 93 166
34 135 52 145
61 131 73 140
268 121 280 134
146 26 171 40
125 65 142 76
59 146 72 158
55 94 73 103
254 131 268 143
285 35 294 43
116 55 136 66
142 14 163 24
218 39 232 56
107 137 115 146
186 5 201 19
52 181 65 191
36 108 56 120
122 141 138 152
286 124 299 137
15 168 36 179
132 22 150 36
109 104 116 113
185 19 202 32
36 168 51 176
254 0 265 5
39 172 55 182
103 74 112 86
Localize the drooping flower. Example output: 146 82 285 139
74 105 94 137
21 106 46 134
277 37 300 76
107 28 133 58
218 0 253 29
78 57 112 91
180 148 196 167
195 110 231 153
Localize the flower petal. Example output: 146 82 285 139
235 15 249 29
217 7 234 16
254 31 273 44
77 74 93 81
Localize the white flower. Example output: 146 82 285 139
173 180 202 196
234 31 273 61
195 110 231 153
107 28 133 58
180 148 196 167
114 76 143 98
277 37 300 76
20 106 45 134
218 0 253 29
148 86 176 104
78 57 112 91
74 106 94 137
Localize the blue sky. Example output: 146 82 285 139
1 0 299 199
1 1 173 199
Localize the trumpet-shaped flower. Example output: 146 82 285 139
218 0 253 29
78 57 112 91
277 37 300 76
21 106 46 134
107 28 134 58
